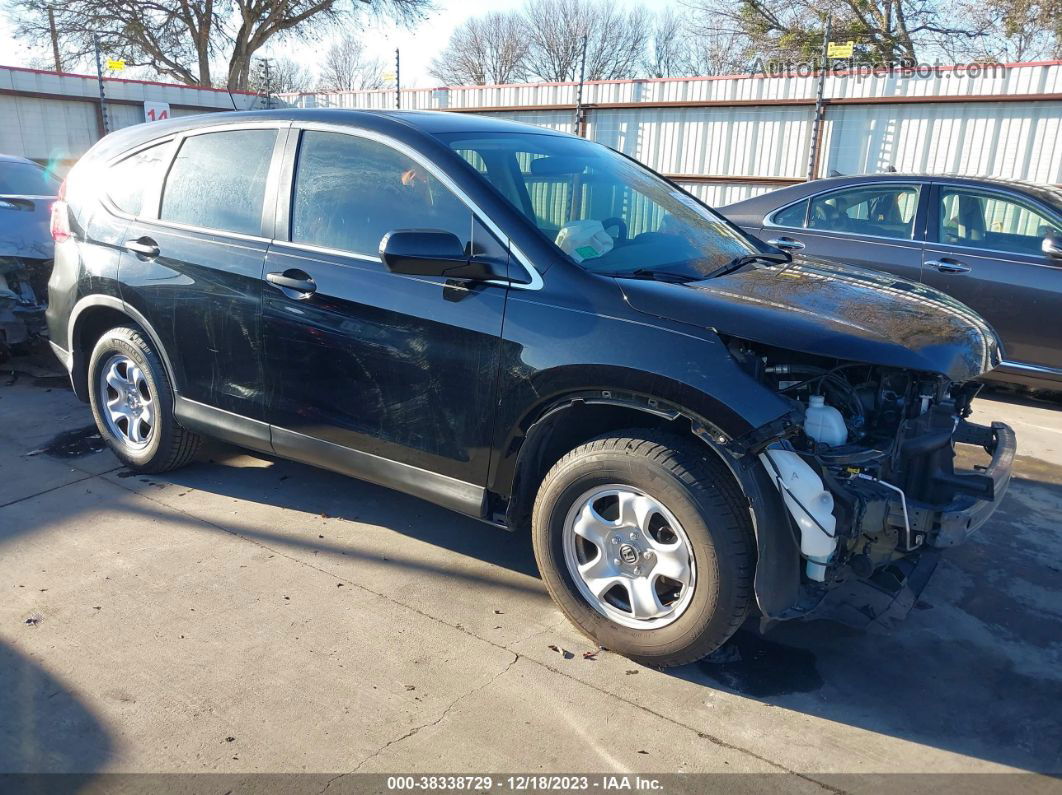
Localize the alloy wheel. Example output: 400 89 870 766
99 353 155 449
562 485 697 629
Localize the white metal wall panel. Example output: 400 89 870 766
587 106 813 178
290 63 1061 111
481 109 576 134
1 65 255 109
0 94 98 163
823 101 1062 183
678 181 777 207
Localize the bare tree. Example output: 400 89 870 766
944 0 1061 60
251 57 314 96
643 8 753 77
429 11 530 85
644 9 690 77
318 35 387 90
523 0 651 81
6 0 430 90
683 0 987 65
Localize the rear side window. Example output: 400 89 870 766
808 184 919 239
0 160 60 195
291 131 471 256
161 129 277 236
107 143 171 216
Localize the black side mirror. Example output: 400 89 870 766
1043 233 1062 260
379 230 509 282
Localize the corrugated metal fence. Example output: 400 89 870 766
0 65 260 170
2 61 1059 203
286 61 1062 205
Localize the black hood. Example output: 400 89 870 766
618 258 1001 382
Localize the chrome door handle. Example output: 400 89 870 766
926 258 971 274
124 238 160 258
767 237 805 252
267 269 317 296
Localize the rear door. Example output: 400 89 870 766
120 124 287 424
762 182 927 284
260 127 510 511
923 183 1062 373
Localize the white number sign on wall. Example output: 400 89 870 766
144 101 171 122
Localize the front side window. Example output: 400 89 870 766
808 184 919 239
0 160 60 196
161 129 277 236
438 132 755 277
107 143 171 216
291 131 472 256
939 189 1061 256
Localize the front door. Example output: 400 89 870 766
764 182 927 284
922 183 1062 373
261 129 509 512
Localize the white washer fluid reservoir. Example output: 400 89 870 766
804 394 847 447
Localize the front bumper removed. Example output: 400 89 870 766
930 420 1016 547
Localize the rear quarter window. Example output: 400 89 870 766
106 143 172 216
770 198 809 228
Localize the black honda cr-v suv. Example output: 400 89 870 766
47 109 1015 666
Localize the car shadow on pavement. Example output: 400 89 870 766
130 440 1062 774
125 440 544 585
0 639 113 775
5 365 1060 776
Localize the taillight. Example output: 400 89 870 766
50 178 71 243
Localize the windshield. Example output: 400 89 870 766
0 160 60 196
438 132 756 278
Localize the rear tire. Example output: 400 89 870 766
532 430 754 667
88 326 201 473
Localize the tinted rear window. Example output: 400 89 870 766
0 161 60 195
161 129 277 235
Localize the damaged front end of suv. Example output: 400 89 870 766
622 257 1016 630
736 342 1015 627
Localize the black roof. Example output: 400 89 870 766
84 107 568 163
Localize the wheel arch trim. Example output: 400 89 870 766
498 390 801 618
67 295 179 402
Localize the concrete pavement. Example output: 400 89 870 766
1 359 1060 787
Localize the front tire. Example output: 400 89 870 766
88 325 201 473
532 430 754 667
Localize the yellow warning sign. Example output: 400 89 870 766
827 41 854 59
106 58 126 71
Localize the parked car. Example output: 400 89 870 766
0 153 57 355
47 111 1015 666
721 174 1062 390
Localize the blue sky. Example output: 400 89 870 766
0 0 683 88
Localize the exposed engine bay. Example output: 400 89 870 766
729 340 1015 613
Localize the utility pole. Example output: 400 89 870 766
573 34 588 136
806 15 832 181
395 48 401 109
47 5 63 72
92 33 109 135
259 58 274 109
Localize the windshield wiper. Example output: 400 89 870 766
704 251 792 280
610 268 703 283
